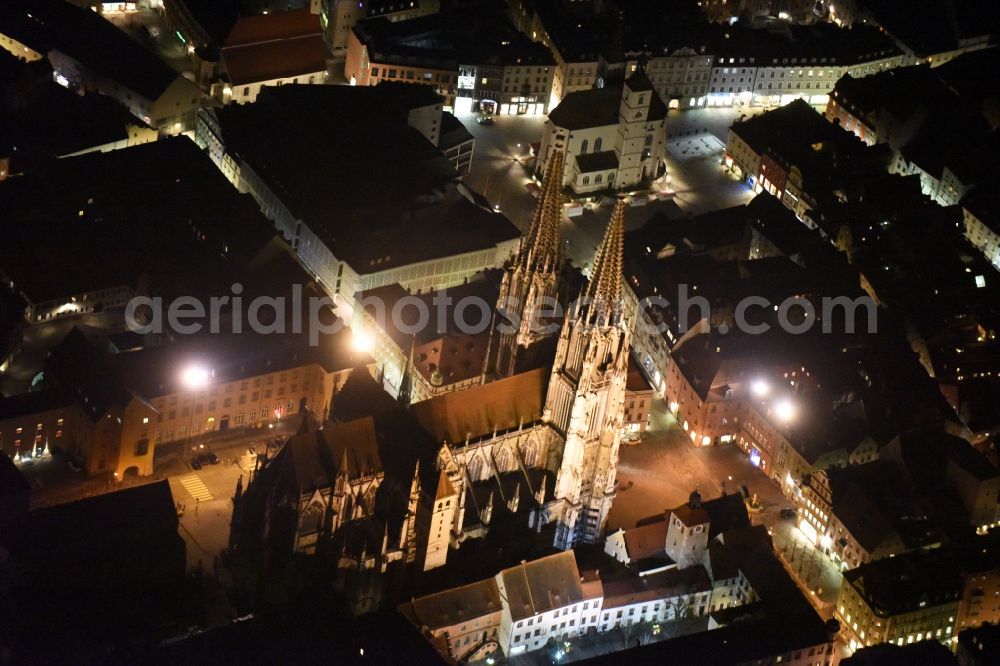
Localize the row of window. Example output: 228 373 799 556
370 67 452 84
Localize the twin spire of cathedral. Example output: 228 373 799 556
584 197 626 325
517 150 565 275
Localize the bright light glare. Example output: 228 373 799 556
751 379 770 397
181 365 211 390
352 330 374 353
774 399 796 422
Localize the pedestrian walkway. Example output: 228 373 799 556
178 474 213 502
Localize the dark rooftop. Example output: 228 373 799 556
549 85 668 130
844 547 962 617
215 85 518 274
576 150 619 173
1 0 185 100
0 389 74 421
354 6 555 70
0 137 277 303
842 639 958 665
0 68 145 172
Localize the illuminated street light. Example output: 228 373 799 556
774 398 796 422
352 330 374 353
751 379 770 397
181 365 211 391
180 365 211 467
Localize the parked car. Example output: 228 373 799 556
476 115 495 125
780 507 797 520
190 457 203 471
204 451 220 465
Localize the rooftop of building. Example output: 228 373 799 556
842 639 958 666
824 460 943 552
221 8 326 85
355 6 555 69
0 137 277 303
0 389 75 421
708 22 902 66
589 524 835 665
830 64 938 122
844 546 963 616
619 520 668 561
409 577 502 630
438 111 474 151
270 406 438 497
0 66 145 170
224 7 319 47
330 365 398 423
42 326 148 423
864 0 998 56
214 85 518 274
355 274 500 348
0 0 186 101
22 479 179 553
499 550 585 621
957 622 1000 665
356 278 500 388
641 492 750 540
109 325 362 400
626 357 655 393
412 367 547 444
601 564 712 609
223 33 326 85
548 83 668 130
138 610 442 665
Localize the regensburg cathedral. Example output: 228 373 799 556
231 149 634 580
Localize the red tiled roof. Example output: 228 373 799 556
223 34 327 86
224 8 321 47
622 521 668 561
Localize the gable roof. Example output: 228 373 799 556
434 469 457 500
411 578 503 630
412 368 547 443
500 551 584 621
221 10 326 87
548 85 668 130
281 416 384 494
331 365 397 423
224 8 320 46
622 520 668 561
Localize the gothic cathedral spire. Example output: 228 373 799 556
585 197 626 325
494 150 566 378
546 199 632 550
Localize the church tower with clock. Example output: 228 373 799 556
616 69 658 187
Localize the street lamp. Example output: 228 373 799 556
352 329 374 353
774 398 796 423
180 364 212 466
181 365 211 391
751 379 770 397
